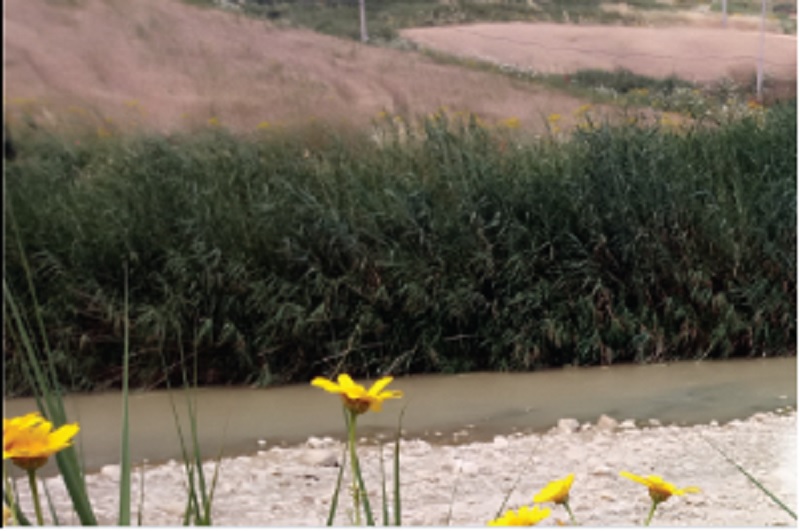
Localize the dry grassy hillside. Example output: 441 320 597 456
4 0 597 134
401 22 797 84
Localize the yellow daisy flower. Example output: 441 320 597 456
533 473 575 504
4 412 80 471
488 505 551 526
620 471 700 504
311 374 403 415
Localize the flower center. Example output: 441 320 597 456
12 456 49 471
342 396 371 415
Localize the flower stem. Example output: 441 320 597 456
27 469 44 526
644 500 658 526
563 501 578 526
347 410 361 526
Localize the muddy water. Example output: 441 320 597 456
4 357 796 476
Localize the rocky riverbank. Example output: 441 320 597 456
9 410 796 526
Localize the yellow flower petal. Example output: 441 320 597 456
367 376 394 396
311 377 342 394
488 505 551 526
620 470 650 487
336 374 367 399
337 374 356 388
533 473 574 504
311 374 402 415
3 412 80 469
620 471 700 504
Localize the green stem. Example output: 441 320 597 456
563 501 578 526
27 469 44 526
644 500 658 526
347 410 361 526
4 467 18 526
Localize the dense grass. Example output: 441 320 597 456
4 102 796 395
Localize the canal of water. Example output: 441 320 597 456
3 357 795 476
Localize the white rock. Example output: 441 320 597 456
493 435 509 448
299 449 339 467
460 461 480 475
557 418 580 434
596 414 619 431
599 490 617 501
590 464 613 477
619 419 637 430
306 436 326 448
648 418 661 427
100 464 120 480
408 440 432 454
162 502 186 516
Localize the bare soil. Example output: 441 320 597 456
4 0 598 135
400 22 797 85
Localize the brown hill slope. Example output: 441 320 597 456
4 0 594 134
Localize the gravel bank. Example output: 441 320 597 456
10 410 796 526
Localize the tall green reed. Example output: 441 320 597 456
5 104 796 394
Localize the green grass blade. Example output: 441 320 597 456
158 335 200 525
393 407 406 527
494 437 541 518
201 417 230 526
202 450 224 526
4 482 31 526
137 460 147 526
702 434 797 520
42 479 61 526
351 444 374 526
8 208 65 410
445 467 461 527
326 444 348 526
118 265 132 525
379 443 389 526
3 281 98 525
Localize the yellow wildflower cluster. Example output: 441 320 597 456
498 117 521 129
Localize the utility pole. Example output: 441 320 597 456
721 0 728 27
359 0 368 42
756 0 766 101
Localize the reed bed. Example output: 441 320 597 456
4 102 796 395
